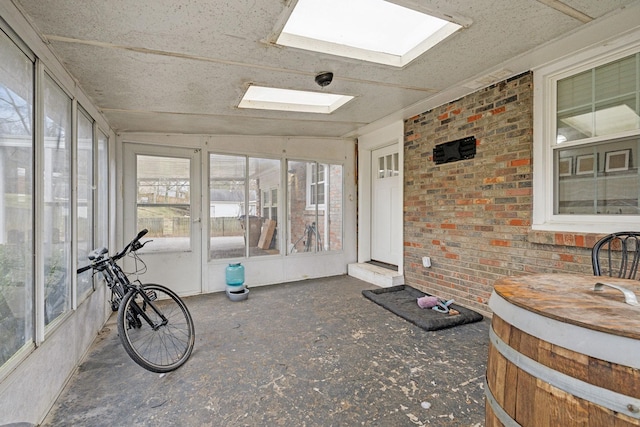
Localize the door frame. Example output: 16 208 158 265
357 121 404 273
122 142 203 296
371 143 402 266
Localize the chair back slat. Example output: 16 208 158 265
592 232 640 280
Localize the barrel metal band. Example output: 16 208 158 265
490 326 640 420
484 378 522 427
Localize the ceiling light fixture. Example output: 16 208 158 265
238 85 353 114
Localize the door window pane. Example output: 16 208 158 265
0 31 34 364
76 110 93 299
136 155 191 252
43 74 72 326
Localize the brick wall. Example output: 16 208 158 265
403 72 606 316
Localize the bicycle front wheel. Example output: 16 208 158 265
117 283 195 373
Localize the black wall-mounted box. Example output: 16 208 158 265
433 136 476 165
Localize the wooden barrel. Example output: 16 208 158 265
486 273 640 426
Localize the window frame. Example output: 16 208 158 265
0 26 36 373
208 153 282 260
41 71 73 331
533 35 640 233
76 105 95 301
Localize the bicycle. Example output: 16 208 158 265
77 229 195 373
290 221 323 253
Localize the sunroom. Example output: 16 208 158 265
1 0 640 424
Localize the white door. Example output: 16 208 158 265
371 145 401 266
123 144 202 296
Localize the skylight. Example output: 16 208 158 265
277 0 463 67
238 86 353 114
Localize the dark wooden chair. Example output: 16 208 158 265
592 232 640 279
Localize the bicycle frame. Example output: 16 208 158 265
101 259 169 330
79 230 168 327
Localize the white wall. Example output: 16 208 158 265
0 287 109 424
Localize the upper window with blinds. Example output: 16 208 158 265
556 53 640 144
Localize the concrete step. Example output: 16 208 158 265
347 263 404 288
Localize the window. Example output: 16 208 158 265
1 23 109 371
95 130 108 290
288 160 342 253
76 108 93 299
96 130 109 250
378 152 399 179
0 29 34 365
262 188 278 221
209 154 281 259
533 39 640 232
43 74 72 326
306 162 326 209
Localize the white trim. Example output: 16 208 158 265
357 121 404 272
532 32 640 233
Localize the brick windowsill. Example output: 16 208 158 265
527 230 607 249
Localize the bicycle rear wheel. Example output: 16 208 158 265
117 283 195 373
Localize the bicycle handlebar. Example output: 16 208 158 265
76 229 149 274
77 264 92 274
113 228 148 261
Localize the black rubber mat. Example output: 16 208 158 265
362 285 483 331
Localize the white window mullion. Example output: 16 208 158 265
34 59 45 345
70 99 78 311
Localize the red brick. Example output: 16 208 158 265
559 254 575 262
491 106 506 115
510 158 531 167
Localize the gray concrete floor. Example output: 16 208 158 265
42 275 489 427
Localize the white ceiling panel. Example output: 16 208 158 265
12 0 640 137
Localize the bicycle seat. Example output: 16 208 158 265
88 247 108 260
